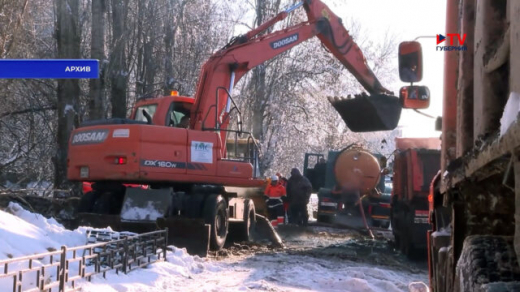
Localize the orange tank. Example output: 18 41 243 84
333 148 381 193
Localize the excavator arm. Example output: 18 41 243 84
190 0 401 156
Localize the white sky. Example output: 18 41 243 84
338 0 446 138
234 0 447 139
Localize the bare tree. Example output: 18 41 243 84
109 0 129 118
54 0 81 188
89 0 107 119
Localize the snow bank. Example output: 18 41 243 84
500 92 520 137
0 202 86 259
0 203 91 291
79 246 220 292
0 203 220 292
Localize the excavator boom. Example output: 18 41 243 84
191 0 400 152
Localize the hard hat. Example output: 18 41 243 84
271 175 278 181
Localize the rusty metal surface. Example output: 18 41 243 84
440 0 459 175
515 156 520 264
512 1 520 94
441 120 520 193
473 0 509 140
456 0 476 157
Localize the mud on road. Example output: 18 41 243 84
209 223 428 291
212 223 427 276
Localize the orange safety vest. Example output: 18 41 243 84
265 184 286 200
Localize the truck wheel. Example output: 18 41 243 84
400 234 418 259
317 215 330 223
381 221 390 229
394 234 401 249
456 235 520 292
204 194 228 251
77 191 98 213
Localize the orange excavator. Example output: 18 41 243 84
67 0 402 256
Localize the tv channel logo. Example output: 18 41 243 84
436 33 467 51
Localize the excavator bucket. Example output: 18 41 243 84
122 188 213 256
120 188 171 222
328 94 402 132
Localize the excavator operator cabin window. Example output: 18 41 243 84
167 101 191 128
134 104 157 123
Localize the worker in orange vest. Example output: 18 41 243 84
276 172 289 223
264 175 287 227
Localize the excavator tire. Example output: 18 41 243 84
239 199 256 242
204 194 228 251
92 192 113 214
77 191 98 213
185 193 204 218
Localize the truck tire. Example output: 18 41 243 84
381 221 390 229
204 194 228 251
77 191 98 213
394 233 401 249
398 210 418 258
317 215 331 223
236 199 256 242
456 236 520 292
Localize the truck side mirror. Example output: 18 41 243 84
399 41 423 83
399 86 430 109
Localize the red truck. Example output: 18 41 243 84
391 138 440 257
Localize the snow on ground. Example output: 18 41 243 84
78 251 424 292
79 247 221 292
0 202 87 259
0 203 426 292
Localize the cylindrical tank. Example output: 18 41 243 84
333 147 381 193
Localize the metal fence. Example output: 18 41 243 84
0 229 168 292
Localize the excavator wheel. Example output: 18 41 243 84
77 191 99 213
240 199 256 242
204 194 228 250
92 192 113 214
